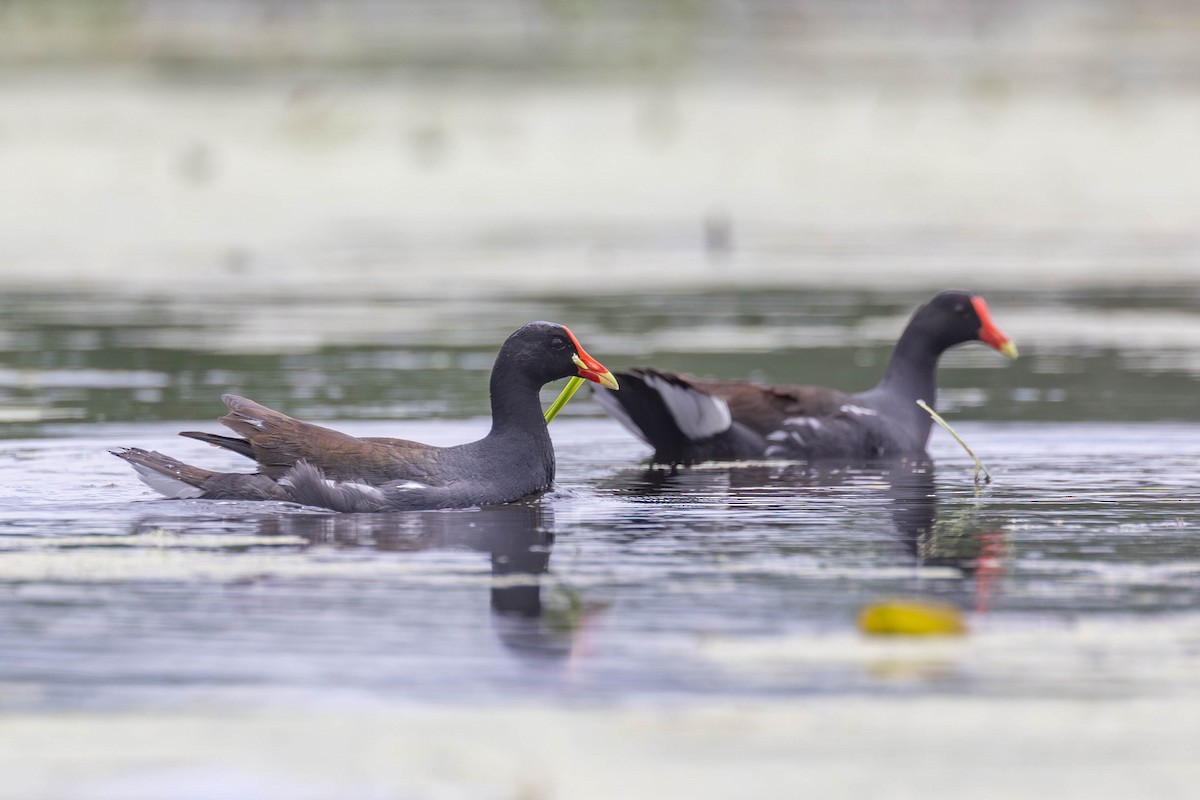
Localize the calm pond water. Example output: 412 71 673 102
4 4 1200 792
2 285 1199 701
1 285 1199 797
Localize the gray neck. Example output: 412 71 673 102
872 326 948 445
877 327 941 405
488 371 551 438
480 362 556 486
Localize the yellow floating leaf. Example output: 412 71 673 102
858 600 967 637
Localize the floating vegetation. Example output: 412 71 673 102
858 600 968 637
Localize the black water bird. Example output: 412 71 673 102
593 291 1016 464
113 322 618 511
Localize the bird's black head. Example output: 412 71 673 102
910 290 1018 358
498 321 619 389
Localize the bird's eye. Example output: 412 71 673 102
954 302 968 315
549 335 568 351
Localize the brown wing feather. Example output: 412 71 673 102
217 394 441 483
682 379 852 436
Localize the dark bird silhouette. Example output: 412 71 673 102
114 321 618 511
593 290 1016 464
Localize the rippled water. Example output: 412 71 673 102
4 5 1200 791
1 285 1197 708
2 416 1198 709
2 286 1199 796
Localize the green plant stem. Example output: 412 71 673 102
917 399 992 484
544 376 586 424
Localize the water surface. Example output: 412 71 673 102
1 286 1198 797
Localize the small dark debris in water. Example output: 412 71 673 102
225 248 253 275
408 123 450 168
704 211 733 259
176 141 218 186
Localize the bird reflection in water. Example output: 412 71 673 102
886 461 1008 611
131 502 605 661
607 458 1007 610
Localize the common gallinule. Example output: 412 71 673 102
592 290 1016 464
113 321 618 511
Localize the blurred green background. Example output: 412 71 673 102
0 0 1197 431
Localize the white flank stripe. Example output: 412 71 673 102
839 404 878 417
279 473 387 501
340 482 386 499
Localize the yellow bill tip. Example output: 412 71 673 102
596 370 619 391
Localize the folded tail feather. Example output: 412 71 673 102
178 431 255 460
111 447 292 501
110 448 214 499
592 369 733 463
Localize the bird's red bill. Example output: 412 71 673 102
563 326 619 389
971 296 1018 358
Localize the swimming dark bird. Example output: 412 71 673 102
592 290 1016 465
113 322 618 512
